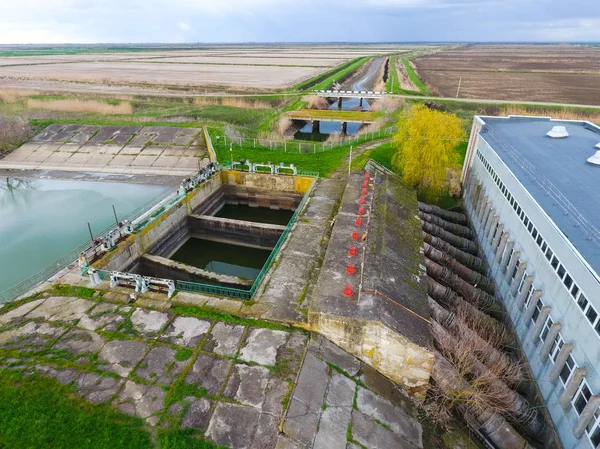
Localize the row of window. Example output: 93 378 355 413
476 149 600 337
476 148 600 447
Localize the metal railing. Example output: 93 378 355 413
0 187 175 304
212 127 396 155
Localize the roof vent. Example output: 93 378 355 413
588 149 600 165
547 126 569 138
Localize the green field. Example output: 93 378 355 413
292 57 370 91
401 58 429 94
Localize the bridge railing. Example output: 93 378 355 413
211 127 396 155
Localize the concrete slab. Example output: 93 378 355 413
160 316 211 348
206 402 261 449
163 147 188 157
0 298 45 324
172 129 201 146
131 155 158 167
177 157 202 169
239 328 288 366
0 321 67 351
119 146 144 155
135 344 189 385
129 308 170 337
140 146 164 156
44 151 72 164
65 152 92 165
313 373 355 449
53 329 106 355
31 124 64 142
86 154 115 166
25 151 52 162
56 143 81 153
181 398 213 430
223 364 271 408
185 353 231 395
204 322 245 356
351 409 416 449
75 371 122 404
17 143 43 153
116 380 165 421
282 352 329 446
69 125 100 144
109 155 136 166
152 155 181 168
0 150 29 162
312 336 360 377
98 339 149 377
26 296 95 323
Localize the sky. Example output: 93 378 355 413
1 0 600 44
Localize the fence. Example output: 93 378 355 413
175 172 319 300
211 127 396 155
0 187 176 304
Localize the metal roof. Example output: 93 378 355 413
478 115 600 278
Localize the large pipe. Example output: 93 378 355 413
431 322 544 439
421 221 478 255
432 352 534 449
418 202 468 225
428 298 522 382
427 277 513 347
425 258 503 316
419 211 474 239
424 243 494 294
423 232 486 272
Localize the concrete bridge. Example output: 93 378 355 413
284 109 376 134
313 90 387 108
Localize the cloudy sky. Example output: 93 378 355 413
1 0 599 44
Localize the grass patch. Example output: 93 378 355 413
0 368 152 449
284 109 377 122
401 58 428 94
157 428 226 449
169 304 295 333
50 284 97 299
175 348 194 362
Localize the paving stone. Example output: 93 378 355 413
206 402 261 449
26 296 95 323
223 364 271 408
116 380 166 420
239 328 288 366
249 412 279 449
282 352 329 446
204 297 243 314
204 321 245 356
160 316 211 348
0 321 67 350
313 373 355 449
168 403 184 417
262 377 290 415
185 353 231 395
275 436 304 449
75 372 122 404
135 345 189 385
181 398 213 430
351 409 416 449
48 368 79 385
0 298 45 324
280 331 309 375
313 336 360 377
346 443 363 449
356 387 423 448
98 339 149 377
54 328 106 355
78 311 124 331
129 308 170 337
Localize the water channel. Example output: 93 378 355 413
215 204 294 226
0 178 167 294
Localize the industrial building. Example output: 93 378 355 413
462 115 600 449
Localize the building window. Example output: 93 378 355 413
524 284 534 308
586 307 598 325
511 259 520 280
587 409 600 447
518 271 527 294
571 284 579 299
540 316 554 342
578 294 589 311
532 228 538 239
557 264 566 279
559 355 576 386
564 274 573 289
536 235 543 246
532 299 543 325
595 320 600 337
573 381 592 415
541 242 547 252
545 247 553 261
505 248 514 270
551 256 559 269
550 335 564 363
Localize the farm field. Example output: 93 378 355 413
413 44 600 105
0 44 434 92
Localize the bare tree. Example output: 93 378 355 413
0 116 33 155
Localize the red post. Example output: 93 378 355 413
351 231 359 240
361 188 368 195
359 196 366 205
358 206 366 215
343 284 354 297
355 217 363 226
346 264 356 275
348 246 358 256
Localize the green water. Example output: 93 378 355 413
215 204 294 226
171 238 271 280
0 178 167 294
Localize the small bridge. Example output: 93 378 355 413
284 109 376 134
313 90 387 99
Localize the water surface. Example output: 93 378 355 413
0 178 167 293
215 204 293 226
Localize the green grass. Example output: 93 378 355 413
285 109 377 122
175 348 194 362
157 429 226 449
0 368 152 449
292 57 370 91
401 58 428 94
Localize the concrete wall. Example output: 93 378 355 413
188 215 284 250
463 132 600 449
309 312 434 399
221 170 314 195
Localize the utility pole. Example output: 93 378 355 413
456 77 462 98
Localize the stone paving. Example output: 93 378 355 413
0 124 210 176
0 292 426 448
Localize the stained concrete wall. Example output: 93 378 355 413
188 215 284 250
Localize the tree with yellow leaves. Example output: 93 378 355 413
393 104 465 202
